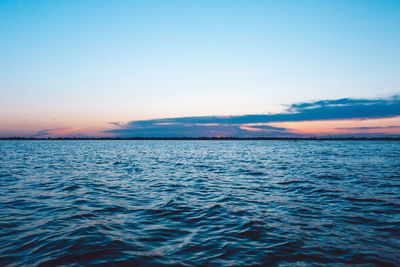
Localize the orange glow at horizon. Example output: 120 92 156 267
2 115 400 138
263 116 400 135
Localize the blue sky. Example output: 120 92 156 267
0 0 399 137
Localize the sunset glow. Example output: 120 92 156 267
1 1 399 138
262 116 400 136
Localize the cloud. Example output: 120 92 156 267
33 128 81 137
335 125 400 130
105 94 400 137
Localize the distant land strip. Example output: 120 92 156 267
1 137 400 141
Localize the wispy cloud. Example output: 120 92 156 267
33 128 81 137
105 94 400 137
335 125 400 130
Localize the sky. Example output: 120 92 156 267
0 0 399 137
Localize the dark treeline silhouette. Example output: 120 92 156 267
1 137 400 141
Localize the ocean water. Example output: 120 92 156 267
0 140 399 266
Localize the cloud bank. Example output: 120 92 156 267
33 128 82 137
105 94 400 137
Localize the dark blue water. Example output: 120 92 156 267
0 140 399 266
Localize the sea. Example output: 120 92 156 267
0 140 399 266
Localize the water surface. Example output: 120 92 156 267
0 140 399 266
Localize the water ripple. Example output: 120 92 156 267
0 140 399 266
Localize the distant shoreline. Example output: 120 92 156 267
1 137 400 141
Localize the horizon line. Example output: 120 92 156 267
2 137 400 141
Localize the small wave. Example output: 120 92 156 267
340 215 376 224
1 140 400 266
344 197 385 203
238 169 264 176
277 180 303 185
95 206 129 213
68 213 97 220
62 185 80 191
